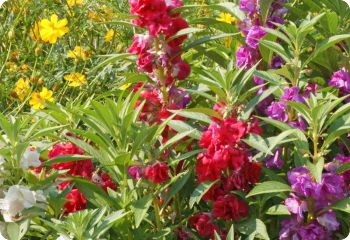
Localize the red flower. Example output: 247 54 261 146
144 163 170 184
166 18 189 47
171 58 191 80
92 172 117 192
202 184 225 202
229 148 247 170
128 34 152 55
137 52 154 72
189 213 218 238
220 117 247 146
212 194 249 221
64 189 87 214
242 161 262 185
196 153 222 182
49 143 95 180
129 0 167 21
247 118 263 135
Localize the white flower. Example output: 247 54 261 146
20 148 41 170
0 185 46 222
56 234 73 240
345 0 350 7
0 1 7 8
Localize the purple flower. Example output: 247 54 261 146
281 86 303 102
128 166 143 180
289 116 307 131
298 222 326 240
169 87 191 108
270 56 284 69
287 167 316 197
285 195 307 222
317 211 339 231
303 83 318 99
238 18 253 35
315 173 346 204
266 147 284 169
328 68 350 95
279 217 300 240
266 101 288 122
253 75 267 94
236 46 256 68
239 0 258 14
246 25 266 49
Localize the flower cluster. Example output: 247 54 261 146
128 0 190 106
46 142 117 214
190 115 262 238
280 166 347 239
236 0 287 69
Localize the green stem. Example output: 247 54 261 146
153 198 162 233
153 37 168 105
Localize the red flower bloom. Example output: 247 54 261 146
196 153 222 182
220 117 247 146
242 161 262 185
166 18 189 47
64 189 87 214
212 194 249 221
144 163 170 184
49 142 95 180
128 34 152 55
92 172 117 192
189 213 218 238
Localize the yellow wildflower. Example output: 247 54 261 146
39 14 69 44
105 29 115 43
29 87 54 110
119 83 132 91
68 46 90 61
30 22 42 42
87 11 101 21
6 62 18 73
216 12 236 24
64 73 87 87
14 78 31 101
66 0 84 7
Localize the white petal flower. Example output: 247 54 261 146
344 0 350 7
20 148 41 170
0 1 7 8
0 185 45 222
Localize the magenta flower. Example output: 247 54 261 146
246 25 266 49
236 46 256 68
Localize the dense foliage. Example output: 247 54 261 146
1 0 350 239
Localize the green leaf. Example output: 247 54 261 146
306 157 324 183
266 204 290 215
304 34 350 67
227 225 235 240
237 218 270 240
259 40 292 63
182 33 240 52
260 0 273 24
167 27 203 42
331 197 350 214
242 134 272 156
167 120 202 140
189 181 218 208
42 154 92 167
162 170 191 208
246 181 291 198
132 194 153 228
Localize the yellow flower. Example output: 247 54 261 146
30 22 42 42
64 73 87 87
216 12 236 24
66 0 84 7
68 46 90 61
119 83 132 91
39 14 69 44
29 87 54 110
105 29 115 43
14 78 31 101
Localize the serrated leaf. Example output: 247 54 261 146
189 181 218 208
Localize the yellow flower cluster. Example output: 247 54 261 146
30 14 69 44
29 88 54 110
14 78 31 101
68 46 91 61
216 13 236 24
67 0 84 7
105 29 115 42
64 73 87 87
